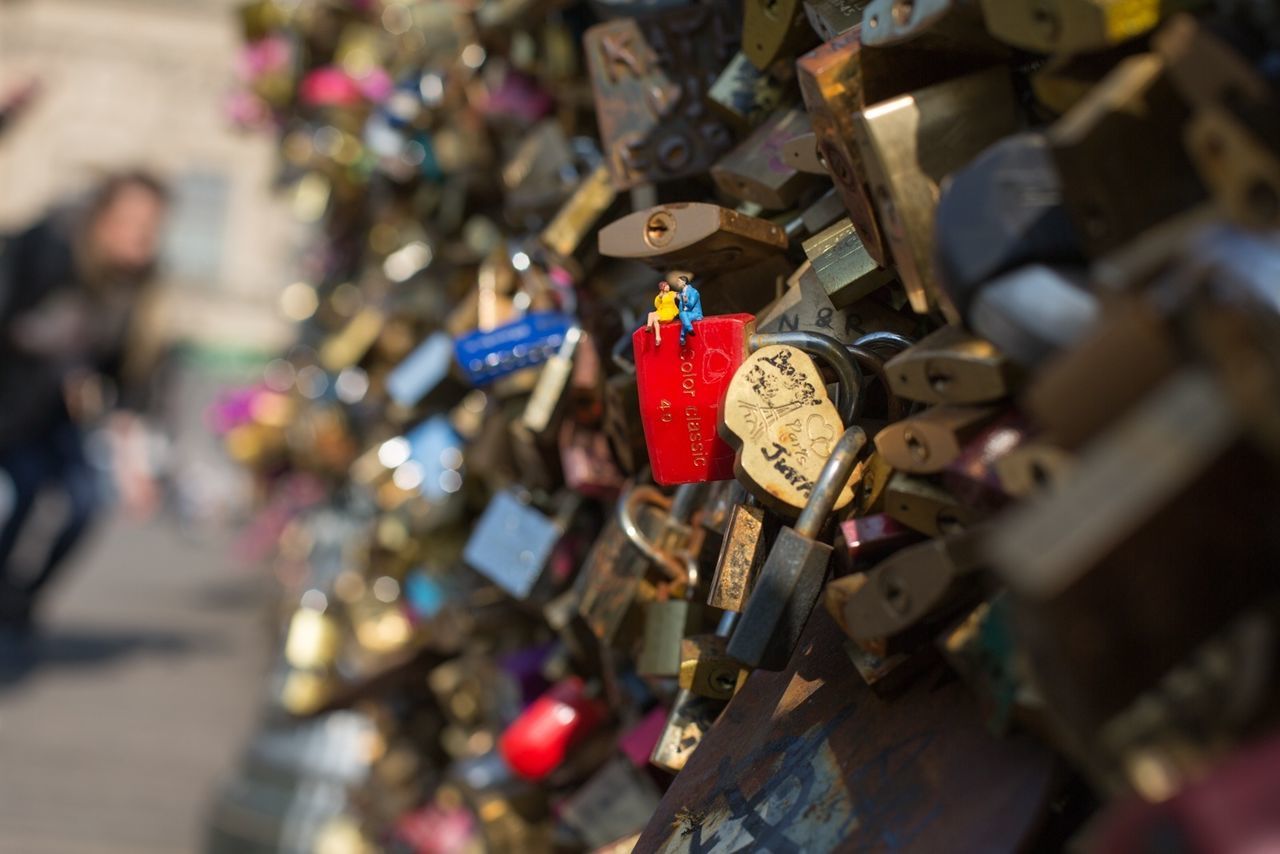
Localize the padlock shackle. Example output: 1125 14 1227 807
795 425 868 540
847 344 908 421
852 331 915 354
749 331 863 425
618 484 695 585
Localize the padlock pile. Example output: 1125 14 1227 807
211 0 1280 850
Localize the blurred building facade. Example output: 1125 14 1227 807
0 0 302 352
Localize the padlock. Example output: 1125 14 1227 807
462 490 575 599
833 512 922 573
1023 296 1177 450
853 66 1021 317
756 265 863 345
319 306 388 372
981 0 1196 55
385 331 456 410
967 264 1098 369
1046 52 1206 257
636 563 704 678
860 0 1007 55
583 3 739 190
522 325 584 435
706 51 788 134
801 217 896 308
874 405 1000 474
559 421 626 502
501 120 578 216
941 411 1030 509
649 687 724 774
499 676 608 781
601 372 646 477
938 594 1021 732
934 132 1085 314
742 0 818 70
598 203 789 278
711 107 822 211
796 29 890 267
850 448 894 515
707 501 767 611
884 471 984 537
726 425 868 670
557 757 662 851
576 488 669 646
678 615 745 700
782 131 827 176
797 187 848 236
803 0 866 41
825 528 985 643
453 310 574 387
884 324 1014 405
719 331 863 515
539 163 619 264
633 312 755 485
988 367 1279 735
992 439 1074 497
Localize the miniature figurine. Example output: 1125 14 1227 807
645 279 680 345
673 273 702 347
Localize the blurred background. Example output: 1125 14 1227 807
0 1 301 850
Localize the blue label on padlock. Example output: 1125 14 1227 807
453 311 573 387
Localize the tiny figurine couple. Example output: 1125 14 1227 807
644 272 702 347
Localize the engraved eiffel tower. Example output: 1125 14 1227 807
737 397 809 442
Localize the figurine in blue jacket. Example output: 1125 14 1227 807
673 273 702 347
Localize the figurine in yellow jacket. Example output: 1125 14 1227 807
645 279 679 345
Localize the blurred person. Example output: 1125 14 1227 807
0 170 170 632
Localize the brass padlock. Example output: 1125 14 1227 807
678 632 744 700
825 529 985 643
597 202 789 277
874 405 1001 474
742 0 818 70
649 687 724 774
801 217 896 307
884 325 1014 405
981 0 1197 55
853 66 1021 317
539 164 619 264
1047 52 1206 257
707 500 768 612
710 107 823 211
707 51 789 134
884 471 983 537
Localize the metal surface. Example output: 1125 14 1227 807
635 608 1056 853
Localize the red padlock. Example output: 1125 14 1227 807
633 313 755 485
498 677 607 780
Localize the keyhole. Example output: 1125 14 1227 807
904 429 928 462
937 509 965 534
712 670 737 693
924 360 952 394
645 210 676 248
885 577 909 614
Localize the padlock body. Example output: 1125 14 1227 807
634 313 754 484
726 526 833 670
